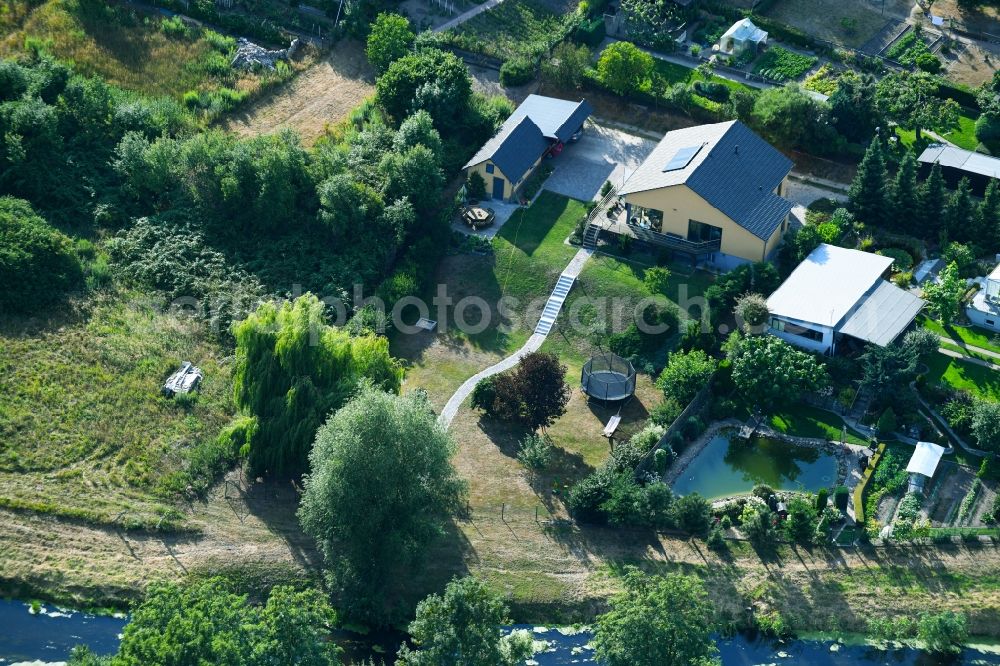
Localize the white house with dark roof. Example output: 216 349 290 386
614 120 793 270
766 243 925 355
463 94 592 202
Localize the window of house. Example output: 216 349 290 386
988 319 996 326
770 317 823 342
486 164 494 174
687 219 722 243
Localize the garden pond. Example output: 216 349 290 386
671 431 841 500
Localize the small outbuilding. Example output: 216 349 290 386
917 144 1000 197
905 441 947 493
718 18 767 56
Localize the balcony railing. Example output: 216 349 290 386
628 226 721 254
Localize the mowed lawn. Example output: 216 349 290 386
0 292 235 527
922 316 1000 355
924 351 1000 401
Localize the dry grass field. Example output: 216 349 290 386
222 39 374 144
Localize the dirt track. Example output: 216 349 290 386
223 39 374 144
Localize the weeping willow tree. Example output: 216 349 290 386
233 294 402 476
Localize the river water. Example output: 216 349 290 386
2 599 999 665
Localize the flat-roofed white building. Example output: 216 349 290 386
766 244 925 355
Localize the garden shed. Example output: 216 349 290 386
905 441 947 493
718 18 767 56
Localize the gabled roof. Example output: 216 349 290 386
620 121 793 239
463 115 549 184
766 244 893 327
722 18 767 43
508 94 593 144
463 95 593 181
918 144 1000 179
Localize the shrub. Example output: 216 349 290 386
573 16 606 46
816 488 828 511
517 432 554 471
650 398 682 426
693 79 729 102
673 492 712 536
879 247 913 272
467 171 487 200
0 197 82 314
876 407 898 435
706 524 726 550
656 349 716 404
471 375 499 414
500 57 536 86
834 485 850 511
915 52 941 73
160 15 191 39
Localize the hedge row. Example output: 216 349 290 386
148 0 288 45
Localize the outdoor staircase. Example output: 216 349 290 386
534 273 576 336
582 223 600 249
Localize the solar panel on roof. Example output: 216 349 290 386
663 145 702 172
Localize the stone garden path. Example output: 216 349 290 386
438 246 594 429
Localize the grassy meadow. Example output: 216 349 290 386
0 0 295 103
0 291 235 529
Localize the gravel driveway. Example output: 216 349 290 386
543 121 656 202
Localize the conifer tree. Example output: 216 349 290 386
944 177 975 244
980 179 1000 251
918 163 947 242
890 151 919 233
849 139 888 225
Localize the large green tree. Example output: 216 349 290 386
923 261 966 327
375 50 472 125
366 13 414 74
298 385 466 623
656 349 716 404
725 334 828 408
876 71 959 141
859 341 918 396
918 163 947 241
112 579 338 666
848 138 888 226
396 577 533 665
890 151 919 233
829 72 881 143
944 177 975 245
971 399 1000 455
593 568 719 666
980 179 1000 250
233 294 402 476
596 41 654 96
0 196 81 314
750 85 829 150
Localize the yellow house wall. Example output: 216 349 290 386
623 182 788 262
466 154 544 201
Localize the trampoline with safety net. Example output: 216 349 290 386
580 353 637 403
